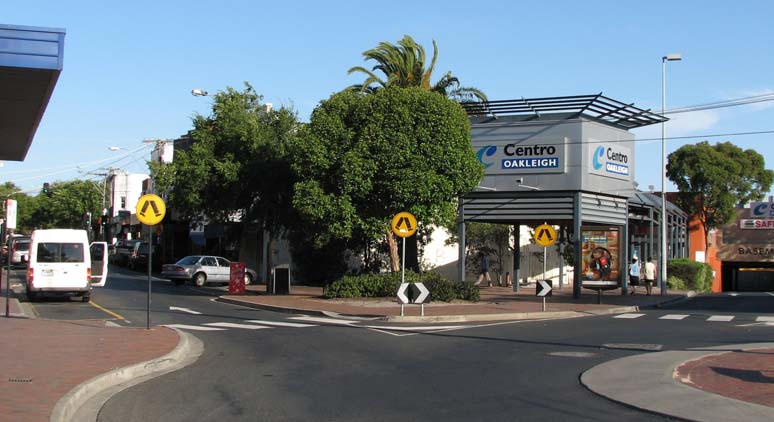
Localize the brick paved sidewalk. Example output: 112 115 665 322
0 318 178 422
675 347 774 408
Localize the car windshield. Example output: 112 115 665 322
176 256 200 265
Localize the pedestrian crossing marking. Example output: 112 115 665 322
614 313 645 319
164 324 226 331
707 315 735 322
756 316 774 322
204 322 270 330
246 320 318 328
659 314 689 320
289 316 358 325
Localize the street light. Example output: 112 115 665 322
661 53 681 296
191 89 209 97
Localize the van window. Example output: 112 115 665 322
38 243 85 263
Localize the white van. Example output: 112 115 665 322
26 229 109 302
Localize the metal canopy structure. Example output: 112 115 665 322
0 24 66 161
462 93 667 130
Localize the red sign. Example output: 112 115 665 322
229 262 246 294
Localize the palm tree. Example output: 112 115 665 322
347 35 487 103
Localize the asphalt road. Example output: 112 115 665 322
19 268 773 421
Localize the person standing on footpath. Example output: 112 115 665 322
642 256 657 296
628 257 640 295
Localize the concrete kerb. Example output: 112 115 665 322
581 343 774 422
50 328 204 422
216 290 693 323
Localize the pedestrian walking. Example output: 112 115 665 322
628 257 640 295
642 256 657 296
475 252 492 287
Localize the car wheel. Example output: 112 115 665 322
244 272 253 286
193 272 207 287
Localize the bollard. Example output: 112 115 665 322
505 272 511 287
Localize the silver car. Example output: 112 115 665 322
161 255 257 287
9 236 30 267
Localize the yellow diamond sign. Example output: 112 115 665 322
135 194 166 226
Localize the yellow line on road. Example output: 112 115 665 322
89 300 125 320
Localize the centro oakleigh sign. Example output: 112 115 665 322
476 141 565 175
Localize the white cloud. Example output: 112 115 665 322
633 109 720 141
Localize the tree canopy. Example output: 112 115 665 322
290 87 484 269
347 35 487 103
152 83 301 233
667 141 774 249
29 180 102 231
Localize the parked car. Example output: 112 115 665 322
161 255 257 287
128 242 160 271
110 239 141 266
9 236 30 267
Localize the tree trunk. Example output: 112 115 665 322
387 229 400 272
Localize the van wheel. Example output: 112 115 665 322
82 294 91 303
27 290 37 302
193 273 207 287
244 273 253 286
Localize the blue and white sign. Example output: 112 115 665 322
750 202 774 219
475 140 566 175
588 142 633 181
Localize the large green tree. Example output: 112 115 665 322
0 182 37 234
30 180 102 231
667 141 774 250
347 35 487 103
291 87 484 271
152 83 300 276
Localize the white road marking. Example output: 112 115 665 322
756 316 774 322
363 325 467 331
707 315 735 322
289 316 358 325
204 322 271 330
169 306 202 314
767 292 774 297
163 324 226 331
659 314 689 320
613 313 645 319
245 320 318 328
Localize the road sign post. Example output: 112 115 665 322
135 194 166 329
536 279 553 311
392 212 418 315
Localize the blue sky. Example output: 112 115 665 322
3 1 774 196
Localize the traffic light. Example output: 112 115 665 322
42 182 52 197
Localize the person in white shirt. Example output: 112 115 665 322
642 256 657 296
628 257 640 295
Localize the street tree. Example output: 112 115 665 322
291 87 484 272
667 141 774 250
347 35 487 103
30 180 102 231
0 182 37 233
151 83 301 275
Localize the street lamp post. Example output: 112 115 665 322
661 53 681 295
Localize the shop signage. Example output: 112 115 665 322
750 202 774 218
737 247 774 257
475 140 566 175
739 219 774 229
588 141 633 181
